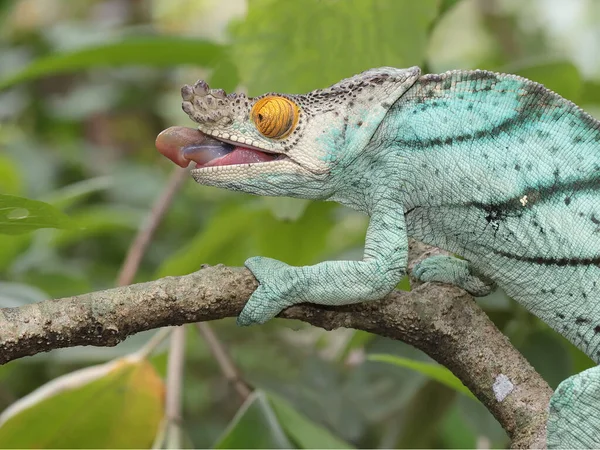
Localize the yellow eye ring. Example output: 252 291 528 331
251 96 300 139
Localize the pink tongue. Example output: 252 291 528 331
155 126 278 168
204 147 277 167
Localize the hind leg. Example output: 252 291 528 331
412 255 495 296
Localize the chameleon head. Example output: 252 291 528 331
156 66 421 199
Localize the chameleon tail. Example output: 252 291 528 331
547 364 600 448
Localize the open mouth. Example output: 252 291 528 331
155 126 283 169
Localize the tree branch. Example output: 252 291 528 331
0 242 551 448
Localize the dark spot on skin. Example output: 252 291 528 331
573 135 583 144
536 129 550 138
575 316 591 325
357 121 363 127
594 325 600 334
514 164 520 171
425 74 443 83
591 215 600 225
550 146 559 154
557 313 565 319
564 196 571 206
381 102 390 108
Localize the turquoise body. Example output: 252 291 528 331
184 68 600 447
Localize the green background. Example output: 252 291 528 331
0 0 599 447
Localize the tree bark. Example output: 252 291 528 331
0 242 551 448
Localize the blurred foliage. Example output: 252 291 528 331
0 0 599 448
0 355 164 448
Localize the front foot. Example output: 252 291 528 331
239 256 306 326
412 255 494 296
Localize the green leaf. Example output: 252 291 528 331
0 155 23 195
395 380 457 448
337 330 376 363
0 230 30 271
21 271 91 299
0 282 48 308
517 329 574 389
439 0 463 16
0 37 229 91
582 80 600 105
42 176 113 210
51 205 142 247
230 0 440 95
261 197 310 221
368 354 476 400
157 205 261 277
255 201 337 266
0 356 164 448
0 194 73 235
157 200 337 278
502 61 582 102
439 403 476 449
267 392 354 449
213 391 294 449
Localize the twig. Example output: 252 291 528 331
116 167 189 287
195 323 252 401
135 326 172 359
115 164 250 405
0 247 551 448
165 326 186 449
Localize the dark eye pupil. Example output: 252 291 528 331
258 114 264 121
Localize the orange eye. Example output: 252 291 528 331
251 96 299 139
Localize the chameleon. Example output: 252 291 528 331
155 66 600 447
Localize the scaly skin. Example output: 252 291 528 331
168 67 600 447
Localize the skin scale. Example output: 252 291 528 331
156 66 600 447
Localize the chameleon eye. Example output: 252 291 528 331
251 96 299 139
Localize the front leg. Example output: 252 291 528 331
238 197 408 326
